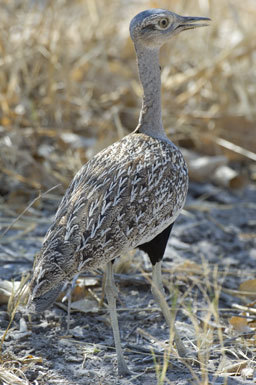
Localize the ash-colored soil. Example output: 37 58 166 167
0 182 255 385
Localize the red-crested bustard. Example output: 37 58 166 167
27 9 210 376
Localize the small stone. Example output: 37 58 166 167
19 317 28 332
70 326 87 339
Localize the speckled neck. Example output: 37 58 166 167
134 43 167 140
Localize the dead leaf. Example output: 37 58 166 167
241 367 254 379
0 280 21 304
76 277 98 287
70 298 98 313
58 277 99 303
223 360 248 375
239 279 256 299
229 316 252 333
21 355 43 365
212 165 247 189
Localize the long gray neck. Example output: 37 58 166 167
134 43 166 139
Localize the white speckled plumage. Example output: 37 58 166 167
30 133 187 306
27 8 209 376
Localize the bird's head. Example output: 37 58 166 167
130 9 210 48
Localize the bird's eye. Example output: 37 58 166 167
158 18 169 29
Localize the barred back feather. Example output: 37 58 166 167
28 132 188 311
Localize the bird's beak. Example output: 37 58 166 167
176 15 211 32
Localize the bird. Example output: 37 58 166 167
27 9 210 376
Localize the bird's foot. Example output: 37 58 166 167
117 357 131 377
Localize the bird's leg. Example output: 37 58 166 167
151 261 187 357
61 282 72 333
105 261 130 376
62 273 79 333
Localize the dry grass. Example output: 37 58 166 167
0 0 255 204
150 261 256 385
0 1 255 384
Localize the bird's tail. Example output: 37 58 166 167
27 283 63 313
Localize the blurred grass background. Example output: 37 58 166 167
0 0 255 209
